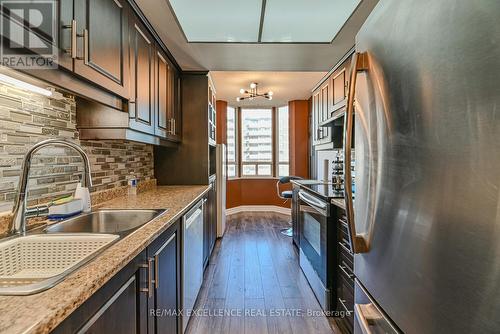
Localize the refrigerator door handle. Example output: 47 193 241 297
344 52 370 253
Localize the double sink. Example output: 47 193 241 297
0 209 165 295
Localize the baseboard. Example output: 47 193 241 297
226 205 291 216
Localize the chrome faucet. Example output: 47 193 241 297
10 139 93 235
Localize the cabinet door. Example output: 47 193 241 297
170 68 182 141
320 82 331 142
57 0 74 71
203 195 210 267
79 275 138 334
209 178 217 253
74 0 129 98
53 251 148 334
154 49 171 138
148 224 180 334
312 91 321 145
129 19 155 134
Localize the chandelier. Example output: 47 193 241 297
236 82 273 101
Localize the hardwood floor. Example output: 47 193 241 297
186 212 340 334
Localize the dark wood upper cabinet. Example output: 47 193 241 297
155 49 170 138
74 0 130 98
129 18 155 135
57 0 74 71
332 68 347 112
171 70 182 141
155 48 181 141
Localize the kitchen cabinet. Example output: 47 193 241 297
155 48 181 141
311 49 353 151
155 73 215 184
311 81 332 149
73 0 130 98
52 220 182 334
78 12 182 146
335 207 355 334
57 0 74 71
147 220 180 334
128 17 155 135
203 176 217 267
208 78 216 146
52 250 148 334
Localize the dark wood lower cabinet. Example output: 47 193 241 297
52 250 148 334
203 176 217 268
335 207 355 334
53 221 181 334
147 221 180 334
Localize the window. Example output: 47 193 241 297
241 108 273 176
277 106 289 176
227 106 290 178
226 106 237 177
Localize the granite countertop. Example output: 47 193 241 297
0 185 210 334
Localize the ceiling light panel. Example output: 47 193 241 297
261 0 361 43
168 0 262 42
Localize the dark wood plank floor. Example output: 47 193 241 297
186 212 340 334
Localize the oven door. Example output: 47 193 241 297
298 190 330 287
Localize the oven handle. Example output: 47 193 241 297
298 190 328 215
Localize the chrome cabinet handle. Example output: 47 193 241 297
139 258 153 297
338 298 352 314
343 52 369 254
339 264 355 279
171 118 176 135
316 127 324 139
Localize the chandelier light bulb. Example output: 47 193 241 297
236 97 241 101
239 88 245 94
268 91 273 96
269 96 273 100
250 82 257 89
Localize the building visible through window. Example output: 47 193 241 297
226 106 289 178
241 108 273 176
226 106 236 177
277 106 289 177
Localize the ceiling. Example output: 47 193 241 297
167 0 361 43
134 0 379 71
210 71 327 107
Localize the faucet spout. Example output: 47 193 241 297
10 139 93 235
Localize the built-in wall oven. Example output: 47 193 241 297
298 189 336 311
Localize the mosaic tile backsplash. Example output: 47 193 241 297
0 83 154 212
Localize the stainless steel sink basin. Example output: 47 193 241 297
0 209 164 295
45 209 165 235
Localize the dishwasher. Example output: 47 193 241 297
182 199 204 332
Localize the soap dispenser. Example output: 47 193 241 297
74 176 91 212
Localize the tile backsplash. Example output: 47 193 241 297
0 83 154 212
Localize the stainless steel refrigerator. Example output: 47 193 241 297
342 1 500 333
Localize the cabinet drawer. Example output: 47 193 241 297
338 217 349 239
339 241 354 271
